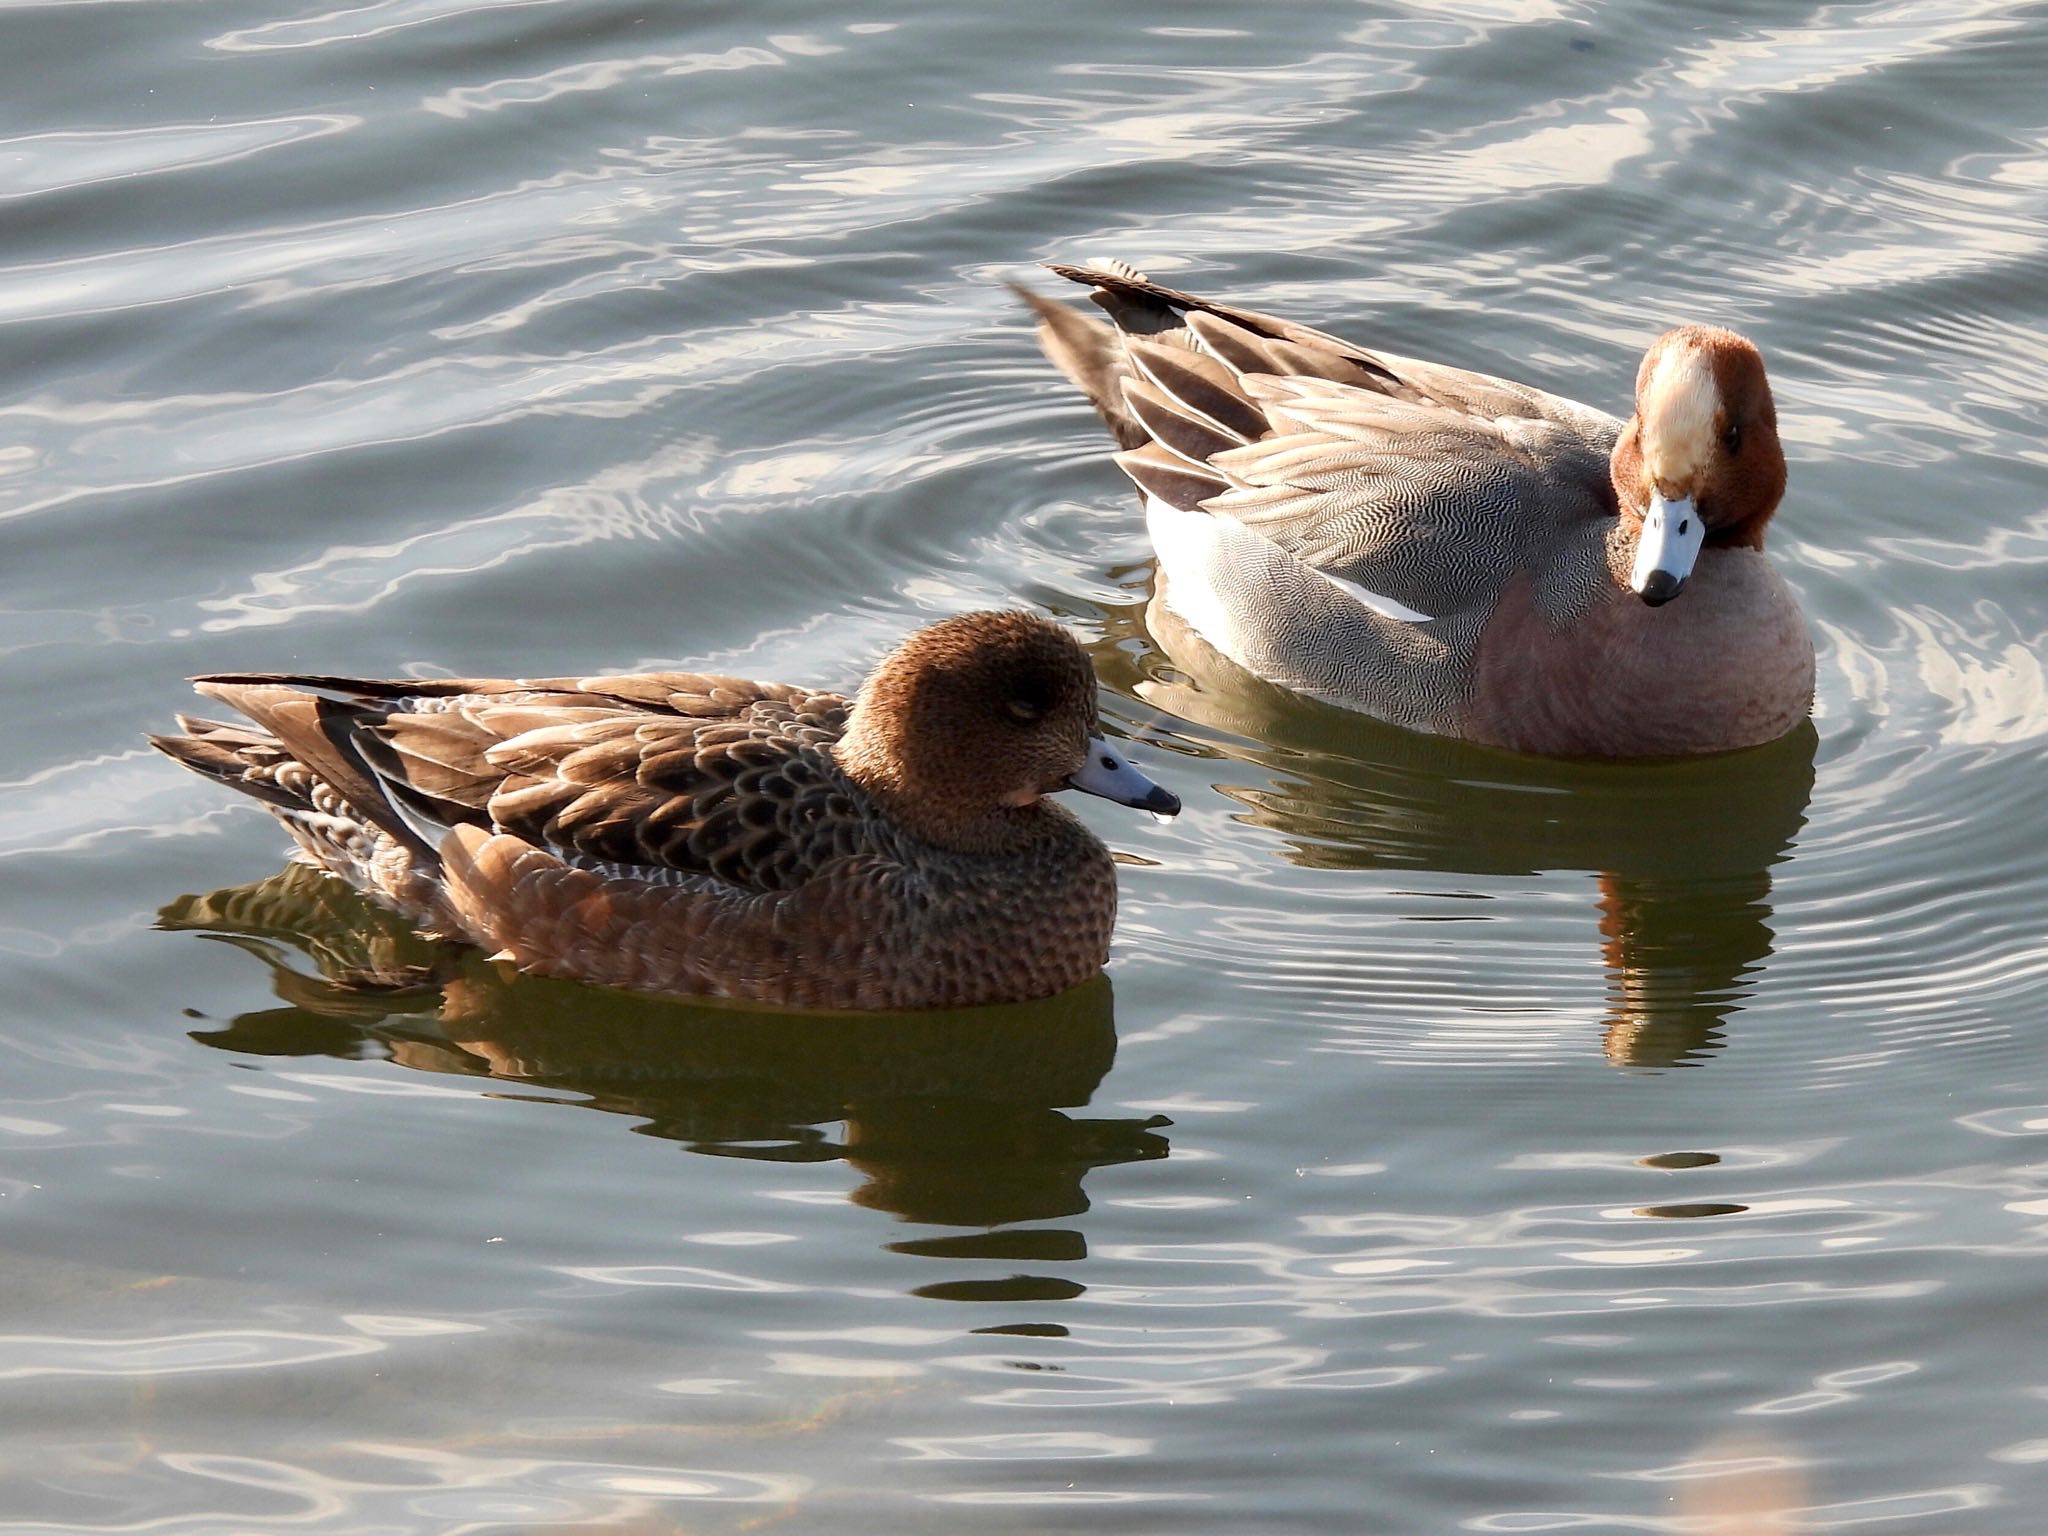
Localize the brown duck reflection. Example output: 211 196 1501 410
1095 599 1817 1068
163 865 1168 1228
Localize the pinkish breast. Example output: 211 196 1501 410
1465 548 1814 758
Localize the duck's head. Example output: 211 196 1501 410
1611 326 1786 607
836 611 1179 850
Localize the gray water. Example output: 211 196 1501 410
3 0 2047 1529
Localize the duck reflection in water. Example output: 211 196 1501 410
1094 600 1816 1068
163 866 1169 1234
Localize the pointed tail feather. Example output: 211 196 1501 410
1039 260 1407 394
147 727 312 815
1010 280 1150 450
155 682 440 863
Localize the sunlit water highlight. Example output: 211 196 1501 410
1 0 2045 1531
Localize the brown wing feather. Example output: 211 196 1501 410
361 689 872 894
1123 339 1268 443
163 671 871 895
1121 379 1247 471
1114 444 1230 514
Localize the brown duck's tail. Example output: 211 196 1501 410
149 683 440 864
1012 257 1208 451
148 713 318 815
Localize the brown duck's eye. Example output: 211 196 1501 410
1004 697 1046 724
1722 421 1743 454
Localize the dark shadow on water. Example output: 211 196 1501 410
1093 594 1818 1069
162 866 1169 1235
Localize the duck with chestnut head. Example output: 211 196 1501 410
1021 261 1813 758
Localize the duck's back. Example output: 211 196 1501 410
373 673 868 893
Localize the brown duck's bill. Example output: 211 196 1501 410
1066 734 1180 817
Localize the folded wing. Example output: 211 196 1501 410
1028 261 1625 626
159 673 870 897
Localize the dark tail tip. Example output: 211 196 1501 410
1011 275 1149 450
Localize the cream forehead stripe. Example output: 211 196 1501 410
1641 345 1719 488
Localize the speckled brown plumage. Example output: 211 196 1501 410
150 613 1172 1009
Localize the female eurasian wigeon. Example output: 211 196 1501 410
149 612 1179 1009
1021 260 1814 758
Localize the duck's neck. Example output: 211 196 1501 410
831 717 1053 856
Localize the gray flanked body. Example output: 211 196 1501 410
1137 369 1622 735
1023 260 1814 758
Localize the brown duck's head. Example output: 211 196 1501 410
835 611 1178 849
1610 325 1787 607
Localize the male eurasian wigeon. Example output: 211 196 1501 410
1021 260 1814 758
149 612 1179 1009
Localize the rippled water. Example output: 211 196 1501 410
4 0 2047 1529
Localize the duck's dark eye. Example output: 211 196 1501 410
1722 421 1742 454
1004 697 1045 724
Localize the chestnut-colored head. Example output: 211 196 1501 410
1609 326 1787 606
833 611 1177 851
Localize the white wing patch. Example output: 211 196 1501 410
1316 567 1434 625
1146 493 1435 641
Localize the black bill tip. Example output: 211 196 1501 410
1637 571 1686 607
1139 783 1181 817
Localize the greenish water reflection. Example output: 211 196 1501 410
1099 597 1817 1068
163 868 1169 1232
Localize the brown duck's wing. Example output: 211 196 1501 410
197 669 848 733
178 674 864 893
370 689 867 894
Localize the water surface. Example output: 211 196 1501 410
3 0 2047 1529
